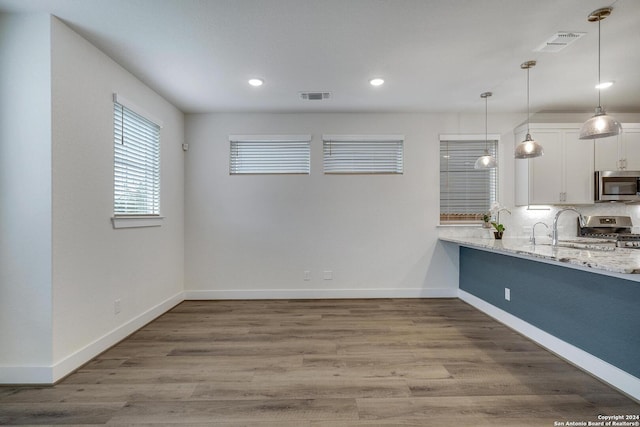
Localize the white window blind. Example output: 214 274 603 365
322 135 404 174
113 101 160 216
229 135 311 174
440 138 498 223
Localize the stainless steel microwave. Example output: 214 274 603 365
595 171 640 202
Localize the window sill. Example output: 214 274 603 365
111 216 164 229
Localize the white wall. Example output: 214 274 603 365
184 112 522 299
50 17 185 376
0 14 185 384
0 13 53 382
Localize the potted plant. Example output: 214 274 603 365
490 202 510 239
491 221 506 239
481 213 492 228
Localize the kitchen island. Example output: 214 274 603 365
439 233 640 401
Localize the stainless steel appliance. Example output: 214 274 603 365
578 215 640 248
595 171 640 203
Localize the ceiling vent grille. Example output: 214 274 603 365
300 92 331 101
534 31 586 52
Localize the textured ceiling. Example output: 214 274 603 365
1 0 639 114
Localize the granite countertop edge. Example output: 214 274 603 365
438 235 640 275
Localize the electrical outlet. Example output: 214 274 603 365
504 288 511 301
114 299 121 314
323 270 333 280
303 270 311 281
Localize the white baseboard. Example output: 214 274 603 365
0 291 185 385
459 289 640 402
0 366 54 385
184 287 458 300
51 291 185 383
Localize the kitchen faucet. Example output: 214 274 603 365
552 208 586 246
530 221 549 246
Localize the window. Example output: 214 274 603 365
113 95 161 218
229 135 311 174
440 135 498 223
322 135 404 174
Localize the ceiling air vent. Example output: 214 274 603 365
534 31 586 53
300 92 331 101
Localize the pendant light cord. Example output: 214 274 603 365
484 94 488 152
526 66 530 134
519 60 536 140
598 18 602 108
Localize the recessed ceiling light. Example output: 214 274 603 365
369 78 384 87
595 81 614 89
248 78 264 87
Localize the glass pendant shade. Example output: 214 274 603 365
474 151 497 169
515 133 544 159
580 7 621 140
579 106 622 139
515 61 543 159
474 91 497 169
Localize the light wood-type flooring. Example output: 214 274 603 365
1 298 638 426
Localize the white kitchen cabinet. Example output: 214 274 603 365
594 124 640 171
515 123 594 206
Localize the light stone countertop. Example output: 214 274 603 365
438 234 640 276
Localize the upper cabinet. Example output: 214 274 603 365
515 123 594 206
594 124 640 171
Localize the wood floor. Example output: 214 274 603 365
1 299 638 426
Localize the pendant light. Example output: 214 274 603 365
579 7 622 140
515 60 544 159
474 92 497 169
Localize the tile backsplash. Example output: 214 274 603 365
500 203 640 239
438 203 640 241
